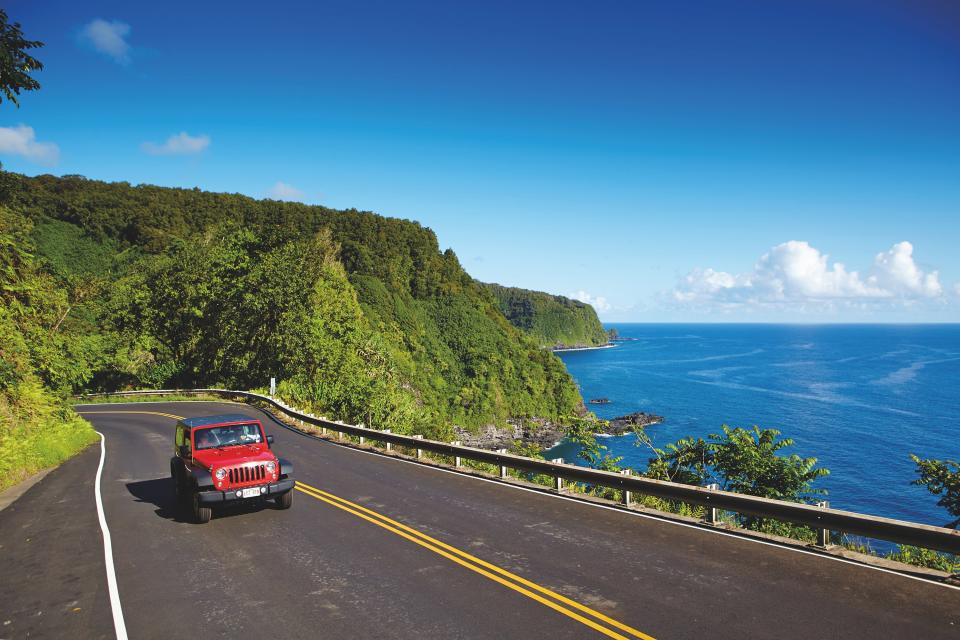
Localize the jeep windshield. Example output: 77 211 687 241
194 423 263 450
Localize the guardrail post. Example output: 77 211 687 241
816 501 830 547
383 429 392 451
621 469 633 507
453 441 462 467
705 483 720 525
414 435 423 459
497 449 508 478
551 458 564 491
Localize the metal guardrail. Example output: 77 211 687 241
77 388 960 555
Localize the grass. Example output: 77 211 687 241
1 382 100 492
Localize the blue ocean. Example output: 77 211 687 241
549 324 960 531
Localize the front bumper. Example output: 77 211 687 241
197 478 295 504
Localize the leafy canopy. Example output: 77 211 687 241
911 455 960 529
3 171 583 437
0 10 44 107
636 424 829 503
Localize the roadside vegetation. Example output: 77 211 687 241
0 203 98 491
521 418 959 573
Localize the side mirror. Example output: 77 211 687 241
178 445 190 458
266 435 274 445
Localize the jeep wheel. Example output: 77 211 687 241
275 491 292 510
192 492 212 524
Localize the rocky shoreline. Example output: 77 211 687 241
453 410 664 450
453 418 565 450
550 342 615 352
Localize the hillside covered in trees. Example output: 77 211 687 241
484 283 608 349
1 171 583 464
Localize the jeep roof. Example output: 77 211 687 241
181 413 257 428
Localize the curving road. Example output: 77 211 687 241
1 401 958 639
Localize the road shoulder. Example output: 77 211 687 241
0 466 57 513
0 444 114 639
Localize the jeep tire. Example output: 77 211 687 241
275 490 292 510
192 492 212 524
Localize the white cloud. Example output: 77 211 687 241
79 19 131 64
0 125 60 166
672 240 942 311
570 290 611 313
870 241 941 297
141 132 210 156
267 181 306 201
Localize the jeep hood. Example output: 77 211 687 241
193 446 275 469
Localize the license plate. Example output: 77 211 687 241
241 487 261 498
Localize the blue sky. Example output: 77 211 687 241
3 0 959 321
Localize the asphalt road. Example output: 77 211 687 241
1 401 958 639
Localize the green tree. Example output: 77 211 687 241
711 425 828 502
910 455 960 529
631 424 828 536
566 416 622 471
643 435 713 486
0 206 98 489
0 10 44 107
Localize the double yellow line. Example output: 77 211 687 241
296 480 654 640
78 409 654 638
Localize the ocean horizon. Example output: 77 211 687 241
549 322 960 541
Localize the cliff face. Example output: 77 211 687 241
483 283 608 349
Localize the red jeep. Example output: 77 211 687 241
170 414 295 523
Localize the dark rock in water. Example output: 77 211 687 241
589 398 611 404
603 411 664 435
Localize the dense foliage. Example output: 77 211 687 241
623 422 829 536
484 283 607 348
0 202 98 490
0 9 44 107
636 424 829 503
2 171 582 441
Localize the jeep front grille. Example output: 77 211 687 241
227 464 266 485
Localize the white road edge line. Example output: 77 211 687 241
94 431 129 640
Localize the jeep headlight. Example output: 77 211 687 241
215 468 227 480
266 461 277 474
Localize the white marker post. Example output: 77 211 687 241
551 458 565 492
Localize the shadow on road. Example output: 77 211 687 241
126 477 278 523
126 478 192 523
